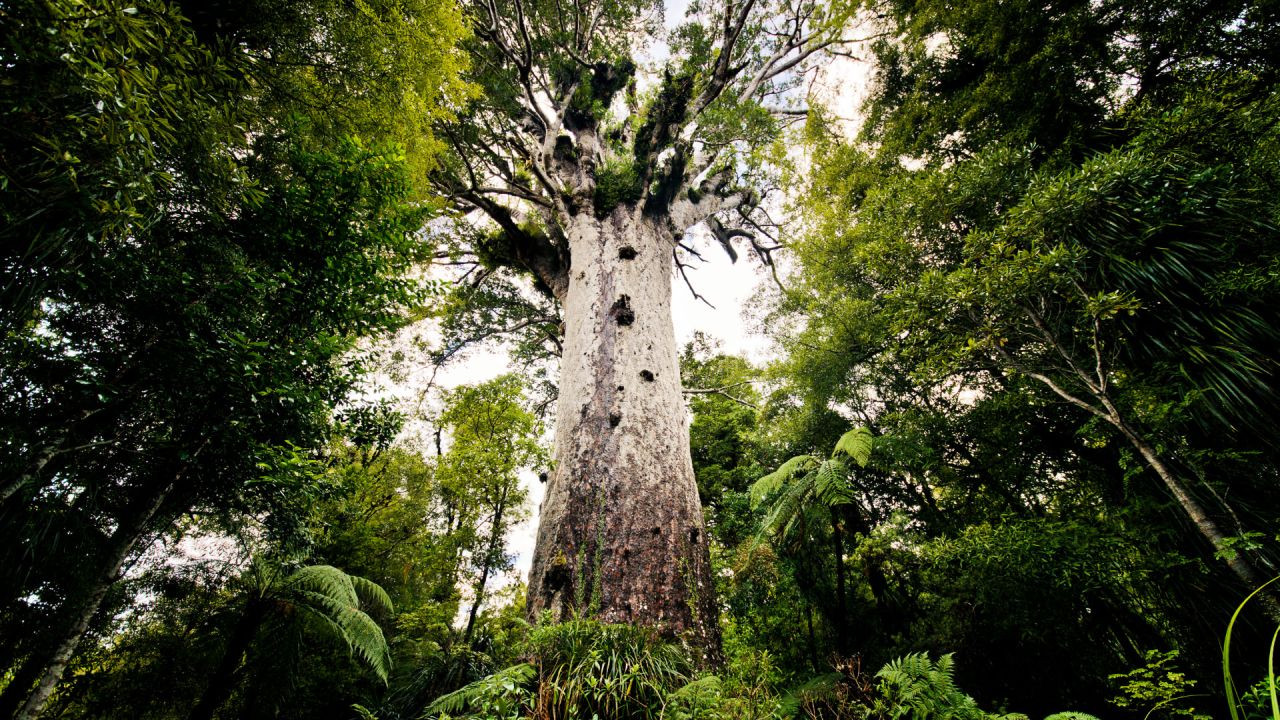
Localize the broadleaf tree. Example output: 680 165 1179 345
430 0 866 656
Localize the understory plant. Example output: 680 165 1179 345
416 622 1036 720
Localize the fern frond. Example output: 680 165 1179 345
423 663 535 717
288 565 360 607
286 566 395 683
351 574 395 616
812 459 854 506
749 454 818 507
760 471 814 539
832 426 874 466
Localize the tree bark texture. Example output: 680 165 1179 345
526 210 720 659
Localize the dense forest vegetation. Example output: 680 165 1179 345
3 0 1279 718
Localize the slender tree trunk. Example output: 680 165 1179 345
1013 336 1280 619
187 601 268 720
830 514 848 636
1107 412 1280 619
10 484 172 720
805 603 818 673
463 487 509 643
526 210 720 659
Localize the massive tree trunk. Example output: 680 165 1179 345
526 209 720 660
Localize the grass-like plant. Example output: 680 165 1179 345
1224 577 1280 720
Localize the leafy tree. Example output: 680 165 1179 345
435 375 545 643
774 0 1280 704
0 0 467 715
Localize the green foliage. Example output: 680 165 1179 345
833 427 875 468
1224 578 1280 720
593 156 645 218
277 564 396 683
527 619 691 720
1108 650 1210 720
750 427 873 540
424 663 535 719
873 653 995 720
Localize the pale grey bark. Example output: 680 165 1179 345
527 210 720 657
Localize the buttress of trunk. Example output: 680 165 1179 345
526 211 720 660
188 600 269 720
11 484 173 720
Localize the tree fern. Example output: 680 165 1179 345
751 427 875 544
284 565 395 683
281 561 391 676
832 427 874 467
749 454 819 507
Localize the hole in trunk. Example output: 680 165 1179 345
640 370 655 382
618 245 638 260
617 385 624 392
689 528 700 544
609 412 622 427
651 527 661 536
543 563 571 593
611 295 634 326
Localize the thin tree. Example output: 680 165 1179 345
431 0 866 655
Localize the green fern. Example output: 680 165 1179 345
749 454 819 507
751 426 875 545
422 662 535 718
832 426 874 466
281 564 395 683
875 652 992 720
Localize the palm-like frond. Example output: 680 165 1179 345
351 574 395 616
749 454 818 508
753 427 876 544
759 469 815 539
813 459 855 506
832 427 874 466
284 565 395 683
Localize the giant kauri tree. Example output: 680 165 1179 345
433 0 860 654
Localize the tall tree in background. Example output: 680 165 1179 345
781 0 1280 687
431 0 861 653
435 376 543 643
0 0 467 717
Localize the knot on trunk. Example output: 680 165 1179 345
611 295 635 326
